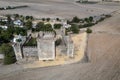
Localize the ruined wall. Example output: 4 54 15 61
67 42 74 57
63 36 74 57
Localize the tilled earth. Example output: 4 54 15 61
0 0 120 18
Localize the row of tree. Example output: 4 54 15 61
71 16 93 23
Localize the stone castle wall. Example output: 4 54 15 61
22 47 38 58
12 43 23 61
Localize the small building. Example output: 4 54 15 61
0 16 7 22
0 25 8 30
14 20 23 27
0 54 4 60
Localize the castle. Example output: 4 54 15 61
12 21 74 62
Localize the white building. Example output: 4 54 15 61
0 25 8 30
14 20 23 27
0 54 4 60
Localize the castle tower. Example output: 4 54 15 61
37 31 56 60
12 43 23 61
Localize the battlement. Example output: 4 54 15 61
23 46 37 48
38 31 56 40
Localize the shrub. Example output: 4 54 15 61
44 24 53 31
71 24 79 34
105 14 112 18
42 18 45 21
72 16 80 23
0 44 16 65
24 38 37 46
55 39 62 46
56 18 60 21
35 22 44 31
25 20 32 30
84 18 90 23
46 18 50 22
16 39 22 42
79 23 94 29
54 24 62 29
89 16 93 22
86 28 92 33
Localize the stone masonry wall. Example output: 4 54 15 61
22 47 38 58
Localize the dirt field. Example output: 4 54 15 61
0 14 120 80
0 0 120 18
0 1 120 80
0 10 120 80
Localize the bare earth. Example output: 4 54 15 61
0 0 120 18
0 0 120 80
0 10 120 80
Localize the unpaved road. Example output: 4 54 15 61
0 11 120 80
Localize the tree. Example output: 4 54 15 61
67 20 71 24
36 22 44 27
42 18 45 21
19 15 25 21
44 24 53 31
14 27 27 36
0 30 13 43
14 14 19 19
46 18 50 22
71 24 79 34
36 22 44 31
24 38 37 46
54 24 62 29
86 28 92 33
56 18 60 21
55 39 61 46
29 16 34 20
72 16 80 23
16 39 22 42
25 20 32 30
0 44 16 65
6 15 12 26
25 16 30 20
89 16 93 22
84 18 90 23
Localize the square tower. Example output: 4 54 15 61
37 31 56 60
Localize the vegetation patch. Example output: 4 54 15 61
54 24 62 29
23 37 37 46
0 44 16 65
0 5 28 10
86 28 92 33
